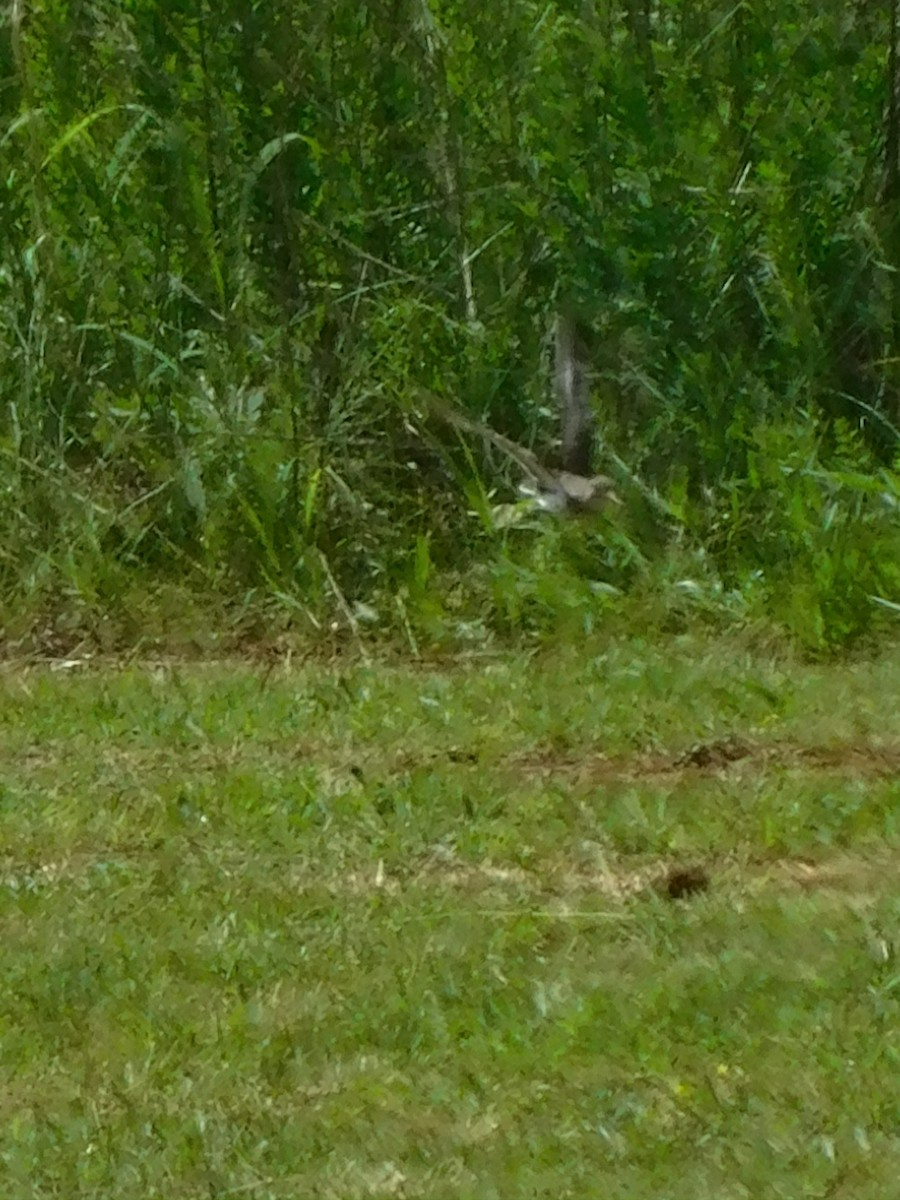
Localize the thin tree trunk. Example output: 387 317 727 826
415 0 478 327
883 0 900 423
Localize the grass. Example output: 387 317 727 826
1 632 900 1198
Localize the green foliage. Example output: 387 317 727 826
707 419 900 651
2 0 900 651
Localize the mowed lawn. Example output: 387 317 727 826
2 636 900 1198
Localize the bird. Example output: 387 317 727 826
423 314 620 514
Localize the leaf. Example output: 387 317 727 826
180 453 206 521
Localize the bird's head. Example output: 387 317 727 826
558 471 622 512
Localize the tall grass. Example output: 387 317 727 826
1 0 898 653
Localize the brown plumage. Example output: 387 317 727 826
425 315 619 514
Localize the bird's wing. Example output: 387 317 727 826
555 314 595 477
421 392 562 493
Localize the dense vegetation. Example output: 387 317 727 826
3 0 900 653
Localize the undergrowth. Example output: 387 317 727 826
3 0 900 655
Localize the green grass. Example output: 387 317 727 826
2 634 900 1198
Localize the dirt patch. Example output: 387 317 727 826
1 840 896 912
673 736 753 769
761 851 899 896
506 737 900 787
793 744 900 775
